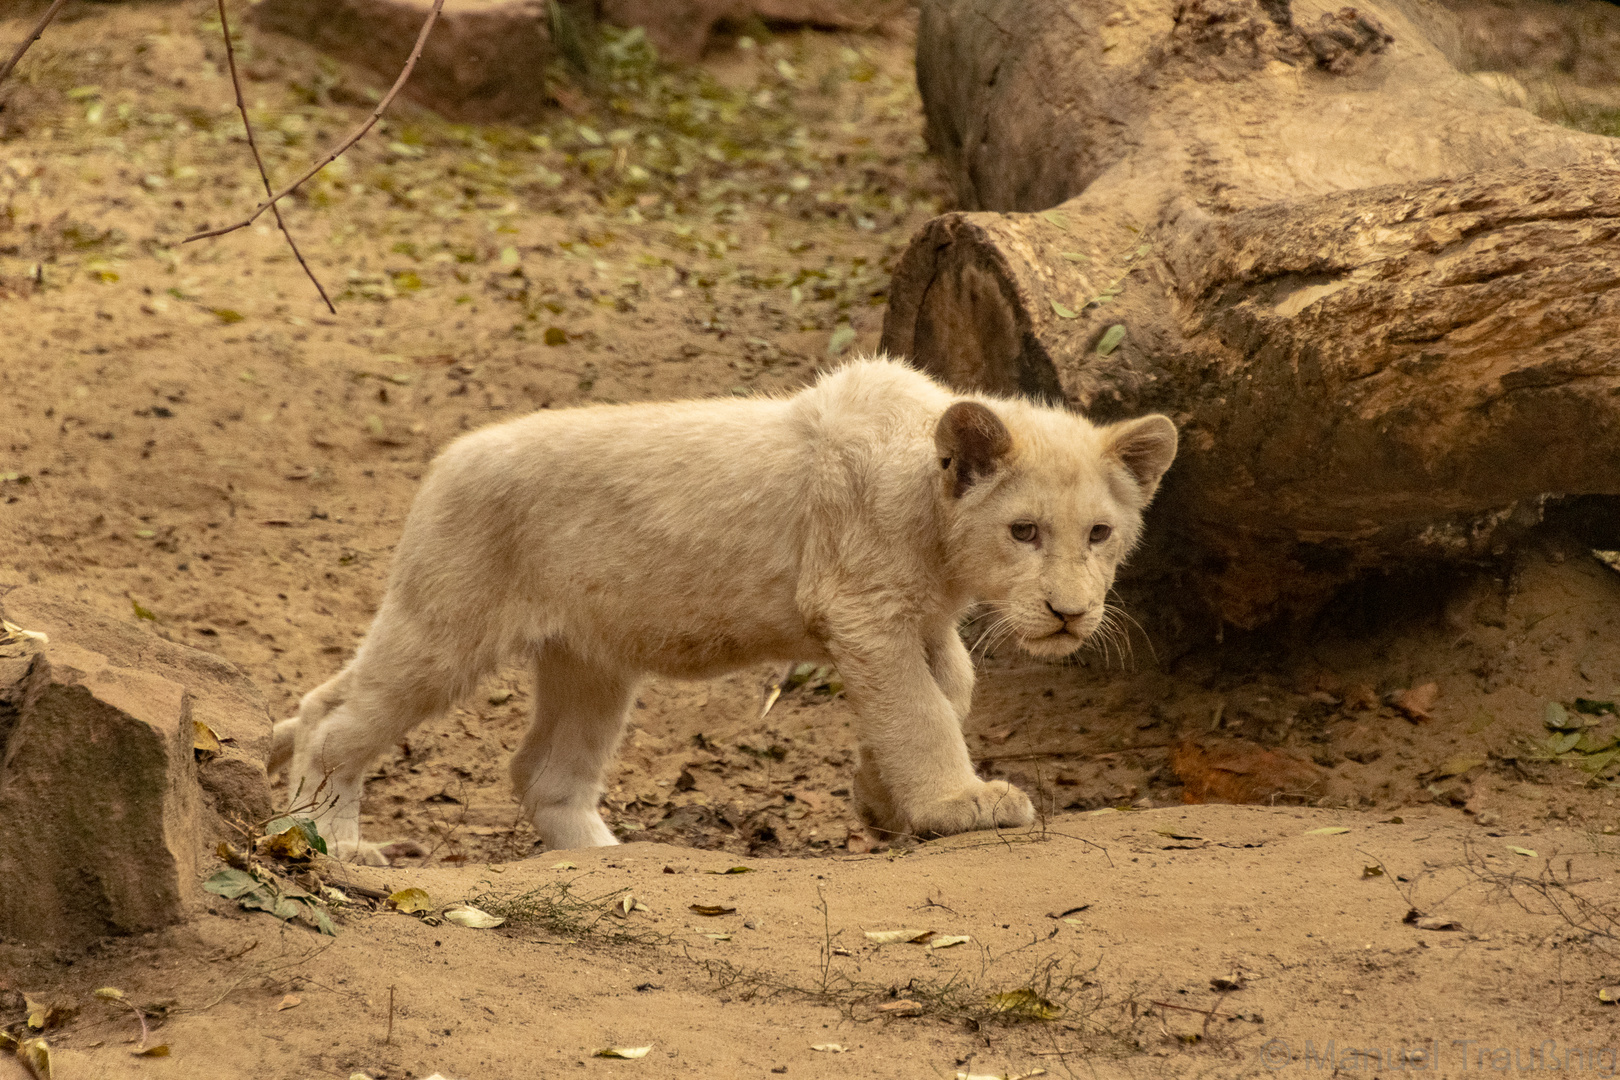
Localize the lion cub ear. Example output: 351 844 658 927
935 401 1013 499
1103 414 1179 502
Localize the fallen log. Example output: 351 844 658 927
883 0 1620 631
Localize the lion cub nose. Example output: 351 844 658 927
1046 601 1087 625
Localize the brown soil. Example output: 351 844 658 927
2 3 1620 1077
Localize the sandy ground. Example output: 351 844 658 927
2 1 1620 1077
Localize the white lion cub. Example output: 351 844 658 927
269 356 1177 863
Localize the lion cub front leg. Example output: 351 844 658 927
509 641 636 851
840 639 1032 840
926 621 975 723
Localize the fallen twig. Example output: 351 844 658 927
185 0 444 244
974 743 1173 764
1151 990 1229 1039
320 877 391 902
213 0 334 312
0 0 72 86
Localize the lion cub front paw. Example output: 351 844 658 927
906 780 1034 839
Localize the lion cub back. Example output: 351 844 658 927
385 358 954 676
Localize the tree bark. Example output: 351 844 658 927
883 0 1620 632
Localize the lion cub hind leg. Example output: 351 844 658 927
510 640 636 851
284 611 488 864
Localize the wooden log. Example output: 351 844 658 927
883 0 1620 631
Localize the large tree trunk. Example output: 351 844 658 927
882 0 1620 632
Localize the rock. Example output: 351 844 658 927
0 586 274 834
0 635 198 946
250 0 558 122
247 0 908 121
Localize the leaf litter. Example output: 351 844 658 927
203 857 336 936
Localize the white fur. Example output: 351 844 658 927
268 356 1177 862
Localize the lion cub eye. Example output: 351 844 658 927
1089 523 1113 544
1010 522 1038 543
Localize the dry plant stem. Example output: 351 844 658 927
214 0 334 313
184 0 445 244
386 984 395 1044
116 1000 152 1051
0 0 71 86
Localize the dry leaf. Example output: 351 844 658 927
1509 846 1538 858
1598 986 1619 1004
19 1037 50 1079
1304 826 1350 836
550 861 577 870
689 904 736 916
192 720 221 753
259 827 312 861
0 619 48 646
929 935 972 950
864 929 934 945
443 904 505 929
133 1044 170 1057
703 933 732 941
1403 909 1461 931
810 1043 846 1052
875 999 923 1016
93 988 125 1001
1436 756 1485 778
595 1046 652 1059
1210 973 1244 991
23 998 71 1031
1394 682 1439 721
387 887 433 914
277 994 301 1011
986 988 1064 1020
760 680 783 717
1171 739 1325 805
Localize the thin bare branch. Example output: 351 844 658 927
215 0 335 313
184 0 444 244
0 0 72 86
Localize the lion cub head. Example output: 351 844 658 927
935 399 1178 658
